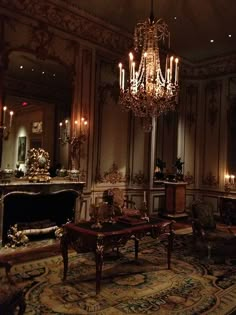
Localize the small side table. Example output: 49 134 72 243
165 182 188 218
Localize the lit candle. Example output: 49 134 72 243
170 56 174 81
132 61 135 83
225 174 230 184
135 71 138 93
118 63 122 88
167 68 170 83
129 52 133 82
9 111 14 128
231 175 235 185
3 106 7 125
144 191 146 203
144 52 147 89
59 122 63 138
65 119 69 138
175 58 179 84
122 69 125 90
74 120 78 137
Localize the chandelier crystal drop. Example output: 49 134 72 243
118 0 180 132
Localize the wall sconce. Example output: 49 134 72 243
0 106 14 140
59 117 88 145
59 117 88 169
224 174 235 192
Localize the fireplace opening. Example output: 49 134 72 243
2 189 80 246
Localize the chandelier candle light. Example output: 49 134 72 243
118 0 179 132
0 106 14 139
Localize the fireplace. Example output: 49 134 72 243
2 189 80 245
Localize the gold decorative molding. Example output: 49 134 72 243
182 53 236 78
30 23 55 60
184 171 194 185
132 171 146 185
96 163 127 184
0 0 131 53
202 171 218 186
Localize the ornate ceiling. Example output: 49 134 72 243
70 0 236 62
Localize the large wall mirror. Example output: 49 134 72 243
1 51 73 174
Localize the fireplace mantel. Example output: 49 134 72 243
0 179 85 246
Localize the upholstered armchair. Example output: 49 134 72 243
191 199 236 259
0 260 26 314
103 188 141 217
89 188 142 224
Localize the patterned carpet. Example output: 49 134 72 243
1 234 236 315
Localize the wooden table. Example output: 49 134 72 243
60 217 174 294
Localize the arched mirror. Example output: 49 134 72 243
1 51 73 174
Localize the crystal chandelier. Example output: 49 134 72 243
118 0 179 132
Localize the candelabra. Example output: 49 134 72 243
0 106 14 140
59 117 88 169
224 174 236 192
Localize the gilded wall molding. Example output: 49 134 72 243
131 171 147 185
202 171 218 186
182 53 236 79
184 171 194 185
0 0 131 53
95 163 128 184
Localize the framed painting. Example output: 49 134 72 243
32 121 43 134
18 136 27 163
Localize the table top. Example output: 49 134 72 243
64 217 172 237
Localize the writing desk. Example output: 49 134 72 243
61 217 174 294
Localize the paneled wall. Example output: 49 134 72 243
180 70 236 213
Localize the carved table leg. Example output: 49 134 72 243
95 237 104 294
0 260 13 284
60 233 69 280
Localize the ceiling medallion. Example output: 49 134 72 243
118 0 180 132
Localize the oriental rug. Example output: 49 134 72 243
1 235 236 315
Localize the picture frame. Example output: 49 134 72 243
32 121 43 134
18 136 27 163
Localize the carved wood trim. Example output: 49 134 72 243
0 0 132 53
